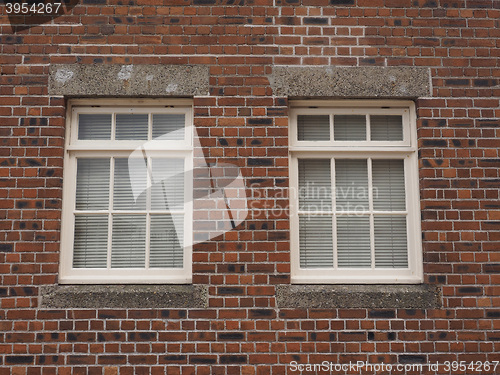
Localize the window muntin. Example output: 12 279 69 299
290 101 422 284
60 100 193 284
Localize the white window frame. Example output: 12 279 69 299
59 99 193 284
289 100 423 284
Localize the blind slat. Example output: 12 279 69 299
370 115 403 141
111 215 146 268
335 159 369 212
73 215 108 268
150 215 183 268
298 159 332 211
151 158 184 211
76 158 110 210
337 216 371 268
115 114 148 140
299 216 333 268
152 114 185 140
334 115 366 141
78 114 112 140
374 215 408 267
297 115 330 141
372 159 405 211
114 158 147 210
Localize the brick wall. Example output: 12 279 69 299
1 0 499 373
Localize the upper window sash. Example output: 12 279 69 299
290 106 413 150
69 106 193 151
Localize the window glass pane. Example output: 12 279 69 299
299 215 333 268
78 114 111 140
111 215 146 268
113 158 147 210
334 115 366 141
151 158 184 211
370 115 403 141
298 159 331 211
150 215 183 268
374 215 408 267
76 158 110 210
335 159 369 212
115 114 148 140
152 114 185 140
372 159 405 211
297 115 330 141
73 215 108 268
337 216 371 268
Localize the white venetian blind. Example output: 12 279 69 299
336 216 371 268
73 215 108 268
111 215 146 268
374 216 408 267
335 159 369 212
78 114 112 140
151 158 184 211
298 159 331 211
74 158 110 269
370 115 403 141
75 158 110 210
372 158 408 268
297 115 330 141
372 159 405 211
150 215 183 268
113 158 147 210
334 115 366 141
298 159 333 268
299 216 333 268
115 114 148 140
152 114 185 140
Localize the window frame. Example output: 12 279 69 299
289 100 423 284
59 99 193 284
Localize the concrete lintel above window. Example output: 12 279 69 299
269 66 432 98
39 284 208 309
276 284 441 309
48 64 209 97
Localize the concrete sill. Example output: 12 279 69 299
39 284 208 309
276 284 442 309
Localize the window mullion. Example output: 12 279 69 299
71 109 77 145
107 157 115 270
366 114 371 141
367 157 375 269
111 112 116 141
148 113 153 141
145 156 152 270
329 114 334 142
331 157 337 269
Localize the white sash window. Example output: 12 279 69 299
290 101 422 284
60 100 193 284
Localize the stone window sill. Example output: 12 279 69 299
39 285 208 309
276 284 441 309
